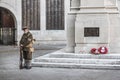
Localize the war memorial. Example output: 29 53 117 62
32 0 120 69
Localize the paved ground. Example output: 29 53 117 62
0 44 120 80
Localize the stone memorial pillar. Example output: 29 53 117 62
66 0 80 53
74 0 120 53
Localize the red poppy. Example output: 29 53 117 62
91 48 99 54
98 46 108 54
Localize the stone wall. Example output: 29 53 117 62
0 0 68 45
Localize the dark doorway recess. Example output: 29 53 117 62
0 7 16 45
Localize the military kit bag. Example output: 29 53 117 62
30 47 34 52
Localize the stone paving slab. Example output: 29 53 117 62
0 44 120 80
0 44 66 52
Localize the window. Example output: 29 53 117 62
46 0 64 30
22 0 40 30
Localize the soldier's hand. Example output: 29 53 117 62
20 44 23 47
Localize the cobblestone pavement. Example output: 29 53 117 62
0 45 120 80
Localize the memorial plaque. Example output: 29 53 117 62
84 27 99 37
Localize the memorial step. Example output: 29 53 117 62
32 53 120 69
33 58 120 65
48 53 120 59
32 62 120 70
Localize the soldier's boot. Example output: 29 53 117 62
26 60 32 69
24 60 28 68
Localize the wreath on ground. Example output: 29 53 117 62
91 46 108 54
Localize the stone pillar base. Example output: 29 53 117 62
75 43 109 53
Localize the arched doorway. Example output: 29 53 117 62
0 7 16 45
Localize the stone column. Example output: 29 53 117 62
65 0 80 53
66 15 76 53
71 0 80 8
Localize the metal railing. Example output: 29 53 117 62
0 27 16 45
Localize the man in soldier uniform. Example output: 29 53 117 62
20 26 34 69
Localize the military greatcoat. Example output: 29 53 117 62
20 31 33 60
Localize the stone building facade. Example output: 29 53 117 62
0 0 120 53
0 0 70 45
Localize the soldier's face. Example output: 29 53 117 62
24 29 29 33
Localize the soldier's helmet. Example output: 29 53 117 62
22 26 29 30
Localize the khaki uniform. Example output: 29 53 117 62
20 31 33 60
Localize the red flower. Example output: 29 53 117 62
98 46 108 54
91 48 99 54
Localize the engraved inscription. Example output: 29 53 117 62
84 27 99 37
